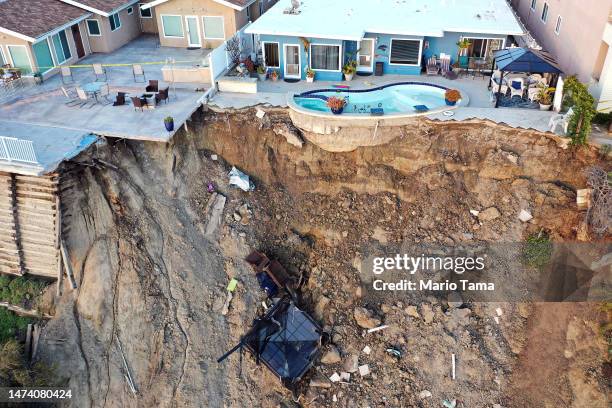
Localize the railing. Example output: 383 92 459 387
0 137 39 164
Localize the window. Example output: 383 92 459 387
86 19 101 36
203 16 224 39
7 45 32 74
33 39 55 73
310 44 341 71
389 39 421 65
139 4 152 18
109 12 121 31
127 6 133 15
463 37 504 60
530 0 537 10
161 15 183 37
263 42 279 67
52 31 71 64
0 47 6 66
555 15 562 34
541 2 548 22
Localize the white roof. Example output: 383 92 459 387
246 0 524 41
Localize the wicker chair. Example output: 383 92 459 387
155 87 169 104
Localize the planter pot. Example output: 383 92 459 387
344 73 354 81
257 73 266 81
271 76 279 82
306 76 314 83
445 99 457 106
331 107 344 115
539 103 551 111
164 121 174 131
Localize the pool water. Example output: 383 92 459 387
294 83 452 115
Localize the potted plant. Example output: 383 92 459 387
343 61 356 81
164 116 174 131
444 89 462 106
536 84 556 111
33 71 43 85
456 38 471 68
326 96 346 114
269 70 279 82
256 65 267 81
306 67 315 83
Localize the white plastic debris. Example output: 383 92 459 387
367 324 388 333
451 353 456 380
256 109 266 119
340 372 351 382
362 345 371 355
494 316 500 324
332 394 337 402
228 166 254 192
211 154 218 161
358 364 370 377
329 372 341 383
470 210 480 216
419 390 432 399
518 209 533 222
496 308 503 317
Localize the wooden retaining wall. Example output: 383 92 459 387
0 172 60 279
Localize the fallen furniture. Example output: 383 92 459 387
245 250 297 299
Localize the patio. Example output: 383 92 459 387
0 35 212 142
209 73 558 133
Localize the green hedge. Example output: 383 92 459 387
0 308 32 343
0 276 47 309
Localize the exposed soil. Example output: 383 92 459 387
35 108 610 408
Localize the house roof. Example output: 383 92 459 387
0 0 90 41
57 0 138 16
141 0 255 11
245 0 524 41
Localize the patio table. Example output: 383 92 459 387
82 82 103 102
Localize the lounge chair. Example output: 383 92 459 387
155 87 169 104
132 64 146 82
509 78 525 99
60 66 73 84
99 83 112 104
93 64 107 81
75 87 95 108
439 55 457 79
145 80 159 93
131 96 147 111
426 56 438 75
549 107 574 135
527 87 540 103
61 86 84 107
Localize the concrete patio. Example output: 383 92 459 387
210 73 558 134
0 35 212 142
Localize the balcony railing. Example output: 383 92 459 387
0 137 39 165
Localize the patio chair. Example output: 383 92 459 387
132 64 146 82
61 86 85 107
527 87 540 103
99 83 112 104
93 64 107 81
113 92 127 106
131 96 147 111
155 87 169 104
75 87 95 109
426 56 438 75
549 107 574 135
145 80 159 93
61 66 74 84
490 82 508 100
509 78 525 99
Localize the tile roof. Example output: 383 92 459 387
58 0 136 14
0 0 89 40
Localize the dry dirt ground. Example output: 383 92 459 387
35 108 610 408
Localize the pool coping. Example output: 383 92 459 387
287 81 470 120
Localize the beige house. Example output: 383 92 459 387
0 0 92 78
510 0 612 111
142 0 277 49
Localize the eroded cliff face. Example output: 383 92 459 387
37 109 609 408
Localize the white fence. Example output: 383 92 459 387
0 137 39 164
207 22 255 86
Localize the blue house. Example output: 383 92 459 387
245 0 524 81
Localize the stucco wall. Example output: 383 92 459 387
510 0 611 82
0 22 91 79
87 6 142 53
422 32 508 65
154 0 247 49
140 5 159 34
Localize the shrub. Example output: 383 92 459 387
522 231 553 269
0 308 32 343
563 76 596 145
0 276 46 309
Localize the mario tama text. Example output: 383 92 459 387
370 254 494 293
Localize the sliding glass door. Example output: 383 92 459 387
7 45 32 74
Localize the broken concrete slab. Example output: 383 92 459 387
204 193 227 237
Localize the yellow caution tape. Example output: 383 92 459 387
32 60 208 71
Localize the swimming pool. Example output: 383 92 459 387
293 82 460 115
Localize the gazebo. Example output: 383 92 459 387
490 47 563 108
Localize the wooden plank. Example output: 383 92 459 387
14 175 58 185
61 239 76 289
56 254 63 296
25 324 32 360
15 191 57 201
0 302 53 319
31 324 40 361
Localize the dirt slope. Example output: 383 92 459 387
36 108 609 408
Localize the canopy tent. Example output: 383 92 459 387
489 47 563 108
